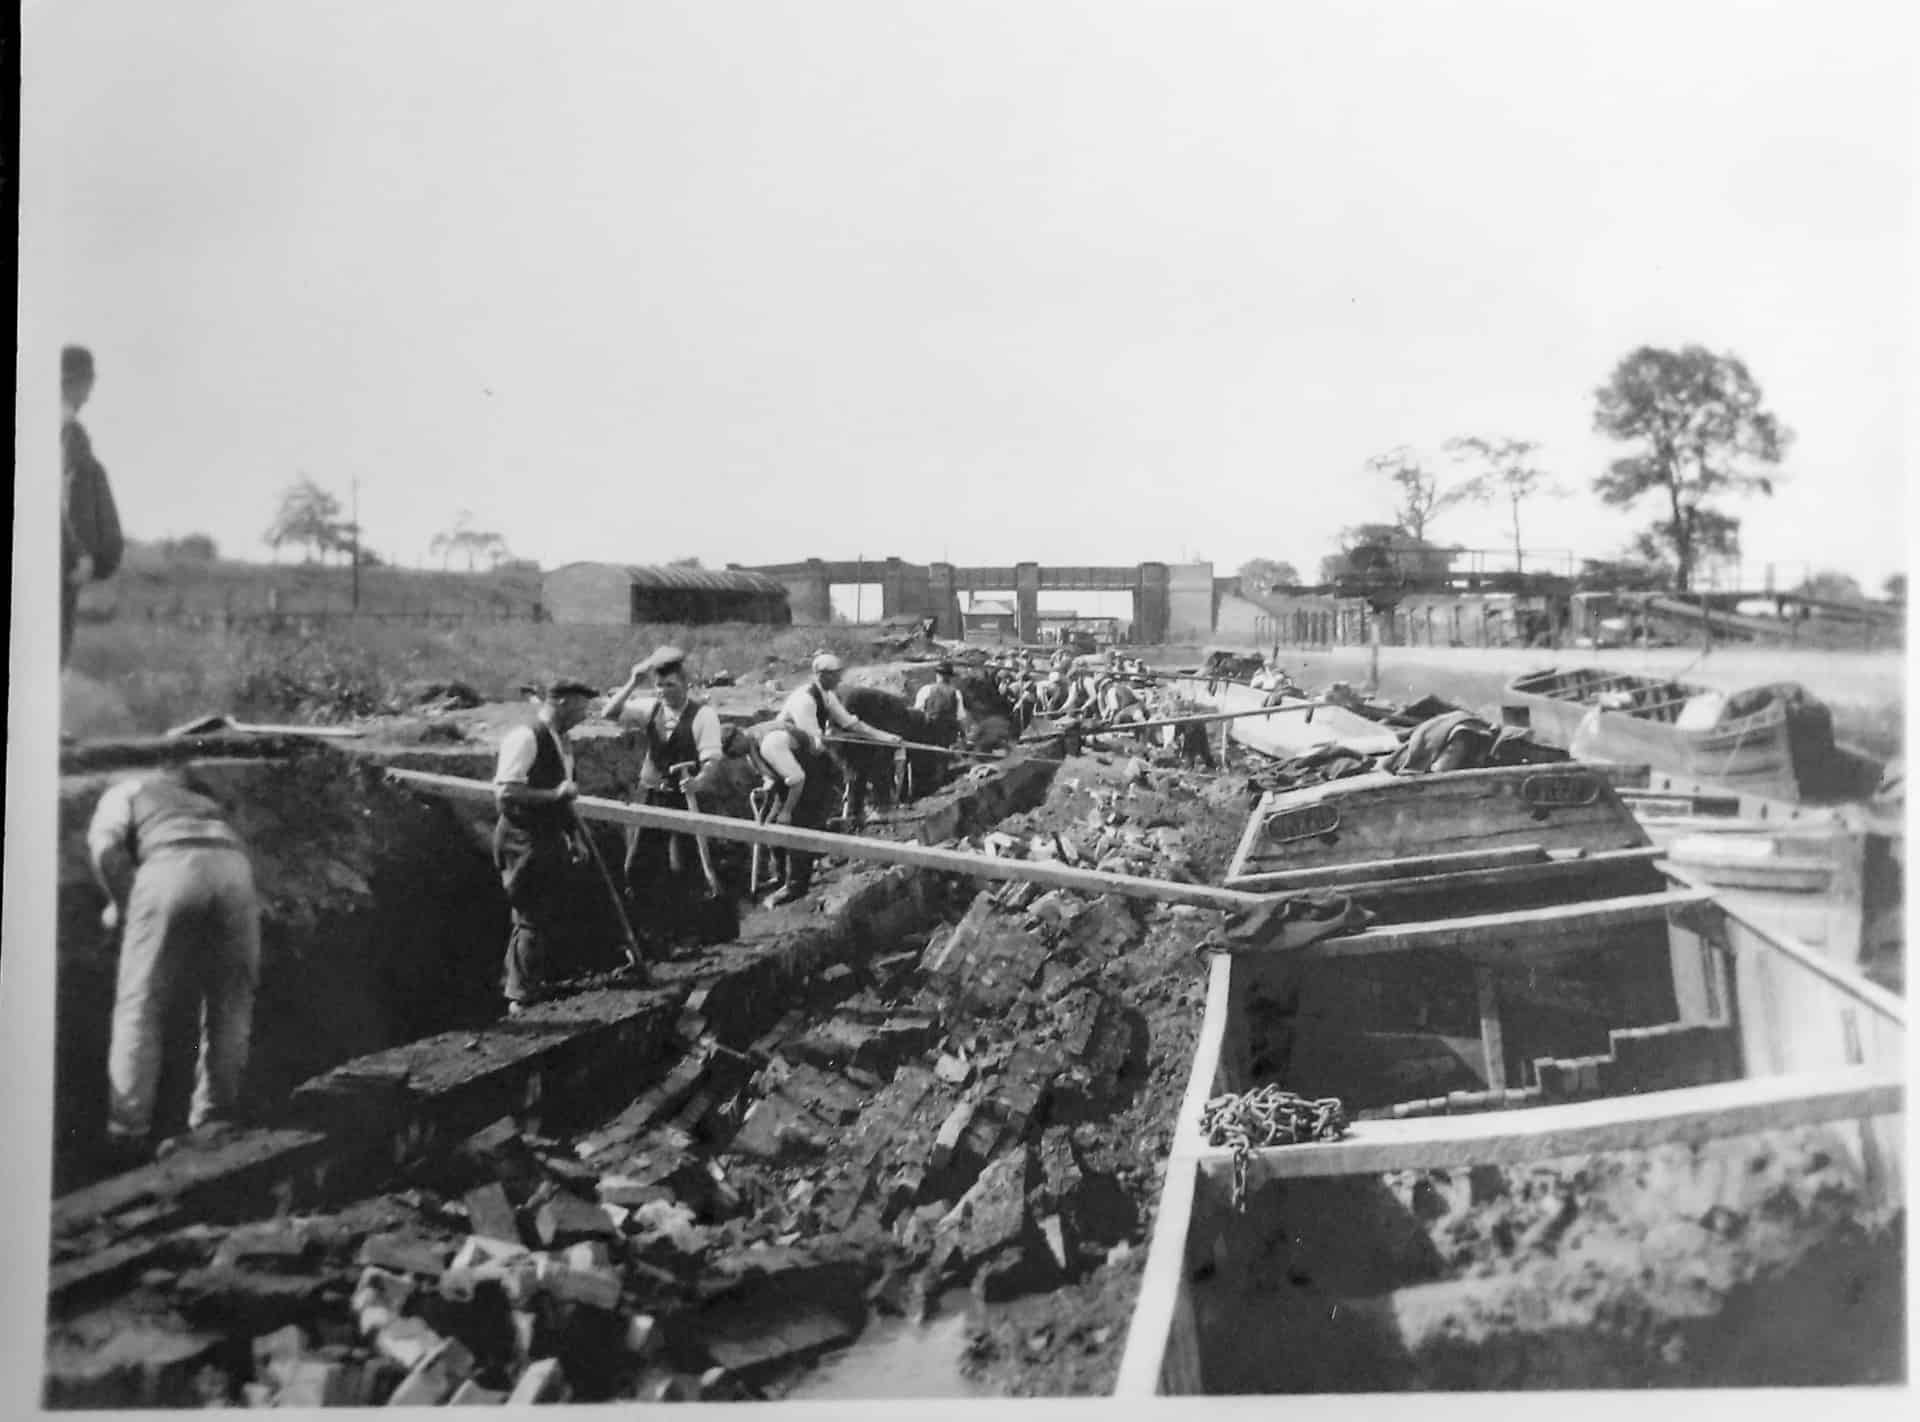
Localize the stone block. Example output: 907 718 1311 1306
274 1360 358 1408
373 1316 443 1371
447 1379 508 1405
359 1231 452 1279
624 1314 661 1356
463 1184 524 1249
534 1193 618 1248
385 1337 474 1406
507 1357 568 1405
250 1324 307 1384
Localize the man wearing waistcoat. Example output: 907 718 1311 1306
493 679 600 1014
751 653 902 906
604 646 726 952
86 767 260 1166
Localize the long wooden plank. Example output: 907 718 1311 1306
1219 888 1714 960
387 768 1273 913
1225 843 1549 891
1663 864 1905 1027
1115 953 1233 1397
1196 1069 1902 1189
1229 847 1665 901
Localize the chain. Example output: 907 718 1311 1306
1200 1086 1349 1211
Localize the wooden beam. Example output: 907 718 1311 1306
1196 1069 1902 1188
1115 953 1232 1398
1225 844 1550 891
1476 966 1508 1091
1230 847 1664 901
1662 864 1905 1027
1240 888 1716 960
387 768 1272 913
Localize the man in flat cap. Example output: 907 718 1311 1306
492 678 602 1014
604 645 727 952
747 653 901 906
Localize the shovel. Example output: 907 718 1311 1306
168 712 365 738
569 804 643 973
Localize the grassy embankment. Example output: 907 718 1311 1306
63 619 870 739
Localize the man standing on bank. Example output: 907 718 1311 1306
62 345 124 668
603 645 727 952
493 679 605 1015
86 767 260 1167
751 653 903 906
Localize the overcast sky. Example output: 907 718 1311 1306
21 0 1913 594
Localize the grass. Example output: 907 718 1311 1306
62 618 878 737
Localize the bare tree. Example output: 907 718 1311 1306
1445 435 1563 573
1365 447 1478 544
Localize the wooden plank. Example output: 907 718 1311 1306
1225 843 1550 892
1223 888 1715 961
1663 865 1905 1027
1476 966 1507 1092
387 768 1271 913
1197 1069 1902 1187
1233 847 1667 905
1115 953 1232 1397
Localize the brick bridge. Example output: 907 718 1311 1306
741 559 1217 642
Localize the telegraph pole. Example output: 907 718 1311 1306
351 474 361 614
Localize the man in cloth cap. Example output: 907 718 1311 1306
747 653 902 906
492 678 608 1014
604 645 727 952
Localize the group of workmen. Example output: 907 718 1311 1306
490 647 952 1015
975 646 1158 732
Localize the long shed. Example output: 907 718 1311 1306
542 563 793 625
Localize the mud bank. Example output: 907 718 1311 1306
1189 1126 1904 1389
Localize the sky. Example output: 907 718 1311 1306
19 0 1914 596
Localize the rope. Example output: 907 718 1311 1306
1200 1086 1349 1211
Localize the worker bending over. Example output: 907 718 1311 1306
747 653 902 906
87 767 260 1167
604 645 727 953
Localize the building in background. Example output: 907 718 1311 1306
962 597 1018 644
542 563 792 625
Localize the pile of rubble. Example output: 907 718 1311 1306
47 746 1245 1403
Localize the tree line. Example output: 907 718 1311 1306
1241 343 1895 604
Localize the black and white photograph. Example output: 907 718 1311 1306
5 0 1910 1411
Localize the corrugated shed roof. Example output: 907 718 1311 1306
549 562 790 596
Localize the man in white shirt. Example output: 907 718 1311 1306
604 645 728 951
493 678 604 1012
748 652 901 906
86 767 259 1167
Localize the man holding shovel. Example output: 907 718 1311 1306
604 646 728 955
493 678 616 1015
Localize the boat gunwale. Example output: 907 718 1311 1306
1114 878 1906 1397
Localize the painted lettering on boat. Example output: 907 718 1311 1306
1263 803 1341 844
1520 772 1601 808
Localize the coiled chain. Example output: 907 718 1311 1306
1200 1086 1349 1211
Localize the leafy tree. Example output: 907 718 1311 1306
159 532 220 563
1795 569 1866 605
430 511 512 571
264 476 346 562
1367 447 1479 544
1444 435 1563 572
1884 573 1906 604
1236 558 1301 594
1592 345 1790 592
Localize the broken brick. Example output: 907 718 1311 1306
507 1357 568 1405
463 1184 524 1250
373 1316 444 1371
358 1231 451 1279
273 1360 360 1408
447 1379 509 1405
534 1194 617 1249
385 1337 475 1406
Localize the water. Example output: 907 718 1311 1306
782 1296 991 1400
